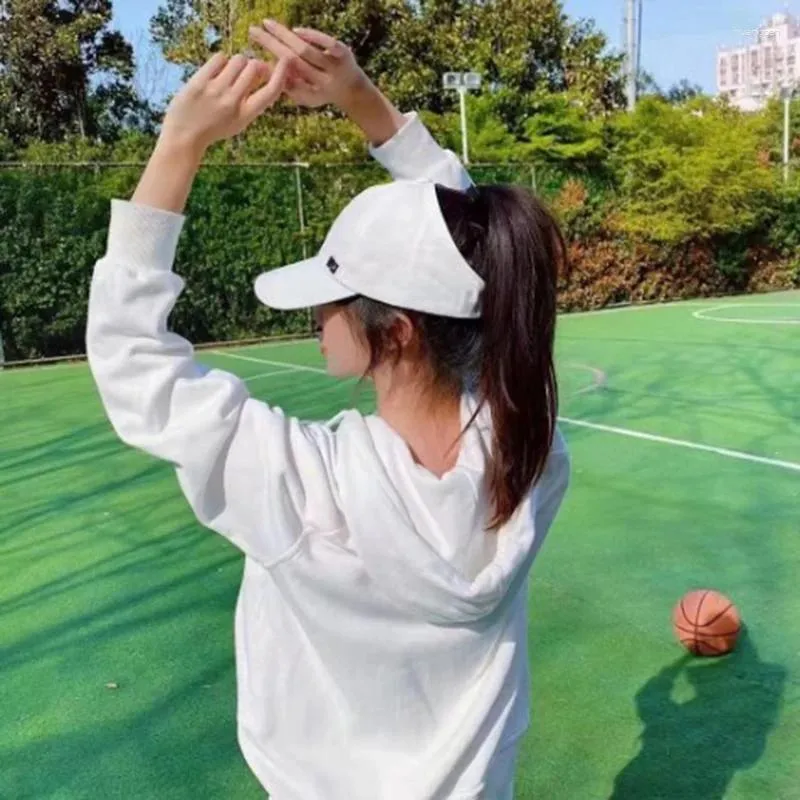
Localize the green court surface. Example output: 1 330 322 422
1 291 798 799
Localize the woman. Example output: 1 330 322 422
86 21 570 800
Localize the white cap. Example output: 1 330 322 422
254 179 484 319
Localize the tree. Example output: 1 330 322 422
607 96 777 242
636 75 706 105
150 0 293 76
0 0 151 145
665 79 704 105
637 69 662 98
151 0 626 130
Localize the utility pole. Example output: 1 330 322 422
625 0 643 110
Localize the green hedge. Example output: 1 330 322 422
0 163 540 362
2 162 793 363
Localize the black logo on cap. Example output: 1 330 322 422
326 256 340 274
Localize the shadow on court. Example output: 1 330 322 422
610 630 786 800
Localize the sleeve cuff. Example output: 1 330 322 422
368 111 463 181
106 199 186 271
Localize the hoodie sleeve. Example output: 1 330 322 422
528 429 571 563
368 110 474 192
85 199 340 566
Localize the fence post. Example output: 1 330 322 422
294 163 314 336
294 163 309 261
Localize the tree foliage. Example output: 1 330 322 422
0 0 153 144
606 96 778 242
150 0 625 128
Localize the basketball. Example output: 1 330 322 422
672 590 742 657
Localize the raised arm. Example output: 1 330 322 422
249 21 474 190
86 53 341 565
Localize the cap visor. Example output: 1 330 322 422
254 256 356 310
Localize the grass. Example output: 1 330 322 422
1 291 798 799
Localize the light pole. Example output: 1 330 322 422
443 72 482 164
781 84 795 184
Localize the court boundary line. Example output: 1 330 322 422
211 350 800 475
243 367 297 383
558 417 800 473
5 290 800 372
566 363 607 396
693 303 800 325
566 291 800 319
209 350 330 375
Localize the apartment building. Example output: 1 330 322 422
717 13 800 110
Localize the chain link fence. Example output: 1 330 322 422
0 160 589 364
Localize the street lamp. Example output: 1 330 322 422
781 84 795 184
443 72 482 164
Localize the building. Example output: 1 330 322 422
717 13 800 111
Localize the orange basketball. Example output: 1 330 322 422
672 590 742 657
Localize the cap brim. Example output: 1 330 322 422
254 256 356 310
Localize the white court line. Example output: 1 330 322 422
6 297 799 374
559 417 800 473
243 368 297 383
565 292 800 319
213 349 800 475
565 300 690 318
566 363 607 397
693 303 800 325
210 350 328 375
216 336 314 352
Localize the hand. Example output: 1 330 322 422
160 52 292 153
248 20 369 109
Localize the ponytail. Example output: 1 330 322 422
341 183 565 531
436 183 564 530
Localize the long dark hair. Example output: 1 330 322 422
343 183 565 530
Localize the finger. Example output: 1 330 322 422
262 19 330 69
248 25 325 85
286 75 322 106
292 27 343 56
244 58 292 120
250 25 329 84
248 26 303 69
187 52 228 89
212 53 250 88
232 58 270 100
288 72 316 94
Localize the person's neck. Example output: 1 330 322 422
373 366 463 477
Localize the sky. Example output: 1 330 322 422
112 0 800 102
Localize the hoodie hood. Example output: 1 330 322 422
334 395 543 624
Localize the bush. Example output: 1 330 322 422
0 161 539 361
0 150 796 362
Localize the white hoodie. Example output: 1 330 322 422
86 111 570 800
